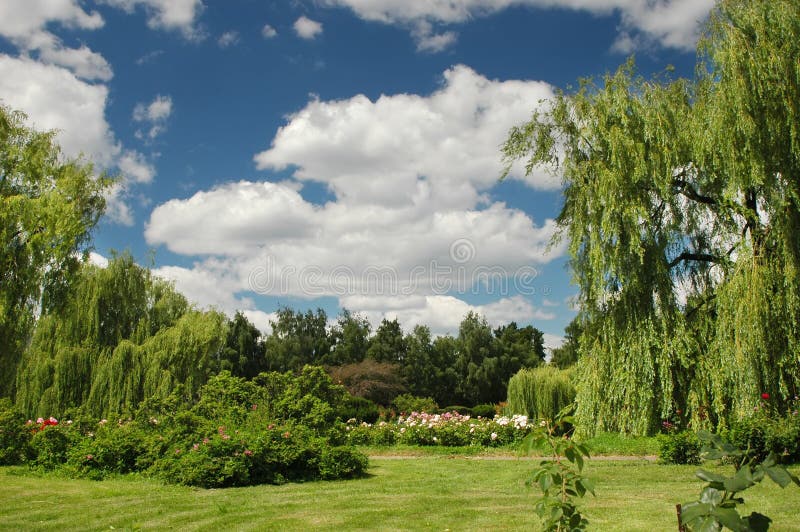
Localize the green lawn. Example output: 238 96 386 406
2 457 799 531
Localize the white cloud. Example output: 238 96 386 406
101 0 205 38
321 0 715 52
217 31 240 48
294 16 323 39
411 21 457 52
118 150 155 184
0 0 111 81
147 65 565 335
133 94 173 139
88 251 110 268
262 24 278 38
255 64 558 203
0 55 153 225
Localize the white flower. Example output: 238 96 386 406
491 432 498 441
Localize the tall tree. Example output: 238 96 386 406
263 308 331 371
367 318 408 363
326 309 371 366
503 0 800 434
0 106 112 397
220 311 266 379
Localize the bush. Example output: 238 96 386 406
391 394 437 415
658 431 701 465
726 411 800 464
318 446 368 480
505 366 575 423
471 404 497 418
30 425 76 470
0 399 32 465
440 405 471 416
337 395 380 424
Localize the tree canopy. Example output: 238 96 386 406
0 106 112 397
503 0 800 435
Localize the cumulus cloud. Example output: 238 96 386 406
0 55 153 225
321 0 715 52
0 0 111 81
133 94 173 139
147 65 565 332
217 30 240 48
262 24 278 38
101 0 205 38
294 16 323 39
255 64 558 203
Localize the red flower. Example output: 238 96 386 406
761 393 770 400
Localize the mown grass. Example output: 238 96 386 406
2 457 799 531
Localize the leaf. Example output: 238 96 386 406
744 512 772 532
763 465 793 488
696 469 727 483
724 465 754 493
539 473 553 493
580 477 596 496
712 507 747 532
700 487 723 506
680 501 712 523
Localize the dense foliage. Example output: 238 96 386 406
503 0 800 435
0 106 112 398
505 366 576 423
1 369 367 487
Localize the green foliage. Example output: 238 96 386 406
471 404 497 419
524 406 594 531
327 310 371 366
263 308 330 371
506 366 576 424
0 398 32 464
0 105 113 397
367 318 407 363
219 311 266 379
503 0 800 435
337 395 380 424
659 431 702 465
30 424 76 470
14 254 227 419
725 402 800 464
680 431 800 531
391 393 438 415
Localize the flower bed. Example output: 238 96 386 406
343 411 532 447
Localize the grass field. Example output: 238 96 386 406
2 455 799 531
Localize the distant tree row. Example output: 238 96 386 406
254 307 546 407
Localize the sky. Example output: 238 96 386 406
0 0 715 347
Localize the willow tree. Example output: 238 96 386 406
0 106 111 397
15 254 228 417
503 0 800 434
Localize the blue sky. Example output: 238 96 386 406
0 0 715 346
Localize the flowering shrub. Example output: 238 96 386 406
343 411 532 447
2 368 368 487
726 394 800 464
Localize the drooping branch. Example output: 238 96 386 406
672 177 718 206
668 251 724 269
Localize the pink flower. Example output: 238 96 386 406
86 454 94 460
251 404 258 410
282 431 291 439
192 443 200 451
221 434 231 440
244 449 253 456
36 417 44 424
175 448 181 454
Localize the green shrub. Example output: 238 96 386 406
505 366 575 423
318 446 368 480
0 399 32 465
30 425 76 470
68 422 153 478
471 404 497 419
337 395 380 424
726 411 800 464
391 394 437 414
658 431 701 465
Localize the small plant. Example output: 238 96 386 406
524 405 594 531
659 431 702 465
679 431 800 531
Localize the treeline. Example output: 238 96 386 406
13 254 545 417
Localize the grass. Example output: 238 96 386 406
2 457 799 531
